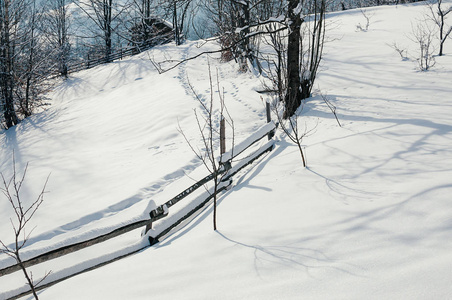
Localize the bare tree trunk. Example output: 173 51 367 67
105 0 113 62
166 0 191 46
58 0 69 77
284 0 303 119
173 1 179 45
142 0 150 42
17 250 40 299
22 0 38 117
1 0 19 128
427 0 452 57
436 0 452 57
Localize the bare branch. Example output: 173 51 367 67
320 92 342 127
0 156 50 300
153 20 288 73
178 63 235 230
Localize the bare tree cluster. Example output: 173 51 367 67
152 0 328 156
1 0 56 129
41 0 71 78
0 0 182 129
73 0 133 62
392 1 451 71
198 0 285 70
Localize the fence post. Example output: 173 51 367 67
266 99 274 140
220 116 226 155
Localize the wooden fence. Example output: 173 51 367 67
0 109 279 300
59 36 172 76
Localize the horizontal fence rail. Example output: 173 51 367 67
0 219 152 277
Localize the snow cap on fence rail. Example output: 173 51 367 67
220 120 277 163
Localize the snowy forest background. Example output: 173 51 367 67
3 0 450 129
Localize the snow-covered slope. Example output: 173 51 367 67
1 1 452 299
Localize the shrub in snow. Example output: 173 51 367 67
410 20 437 71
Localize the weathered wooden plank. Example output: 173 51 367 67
0 218 152 277
221 121 277 162
161 163 230 210
223 141 275 182
5 245 148 300
149 181 232 245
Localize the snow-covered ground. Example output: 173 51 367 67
1 1 452 299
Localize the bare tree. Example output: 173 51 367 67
127 0 156 46
159 0 192 45
410 20 436 71
356 8 373 31
16 0 52 117
18 0 39 117
199 0 284 71
178 65 234 230
261 21 287 101
41 0 72 78
321 92 341 127
0 157 50 300
262 0 326 118
427 0 452 56
200 0 243 61
1 0 51 128
284 0 304 118
75 0 131 62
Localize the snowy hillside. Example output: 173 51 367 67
1 1 452 299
